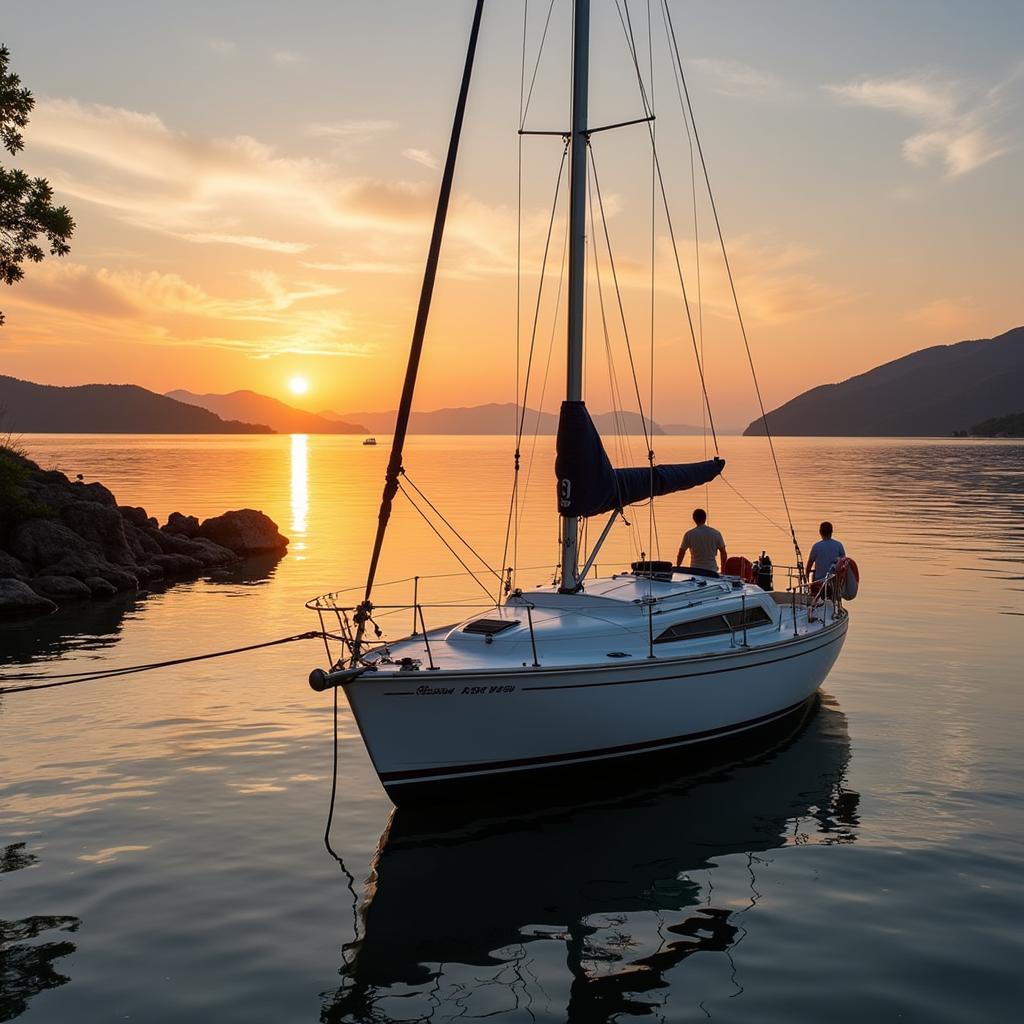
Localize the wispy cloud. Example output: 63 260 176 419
271 50 307 68
825 66 1022 177
305 119 398 140
905 298 978 332
6 261 368 359
180 232 310 254
204 37 237 58
402 147 439 170
687 58 788 101
302 260 414 275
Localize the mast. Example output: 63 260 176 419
350 0 486 661
560 0 590 592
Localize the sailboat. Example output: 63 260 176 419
308 0 851 805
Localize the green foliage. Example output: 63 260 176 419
0 442 50 534
970 412 1024 437
0 44 74 326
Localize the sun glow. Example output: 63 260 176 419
288 375 310 396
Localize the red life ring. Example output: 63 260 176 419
834 557 860 600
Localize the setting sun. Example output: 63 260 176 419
288 375 310 396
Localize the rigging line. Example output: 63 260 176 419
719 474 790 536
397 480 497 602
588 142 652 458
516 210 570 546
658 0 707 503
614 0 653 118
401 471 501 582
646 0 659 562
503 0 528 597
649 134 719 452
587 175 643 561
520 0 558 130
499 140 567 597
661 0 798 545
516 139 570 447
0 631 322 694
616 0 718 453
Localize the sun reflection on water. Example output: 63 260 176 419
290 434 308 541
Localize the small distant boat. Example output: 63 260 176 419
362 437 377 446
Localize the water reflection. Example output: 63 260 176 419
323 698 858 1022
0 844 81 1021
0 592 141 666
291 434 308 538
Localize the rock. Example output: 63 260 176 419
70 480 117 507
2 458 287 610
147 553 204 577
119 505 150 528
177 536 236 567
0 579 57 618
41 554 139 591
125 523 163 558
96 566 140 591
24 470 75 510
58 502 134 565
8 519 100 569
163 512 200 538
31 575 92 601
150 529 195 555
0 551 27 580
196 509 288 555
84 576 118 598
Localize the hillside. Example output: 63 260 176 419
167 390 365 434
0 376 270 434
322 402 666 435
744 326 1024 436
969 412 1024 437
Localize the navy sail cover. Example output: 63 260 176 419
555 401 724 518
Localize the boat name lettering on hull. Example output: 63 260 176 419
413 684 518 696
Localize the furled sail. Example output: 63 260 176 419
555 401 724 518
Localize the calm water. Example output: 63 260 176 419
2 434 1022 1023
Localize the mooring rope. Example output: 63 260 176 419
0 630 322 694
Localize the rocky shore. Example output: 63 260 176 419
0 447 288 618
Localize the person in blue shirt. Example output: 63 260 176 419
806 521 845 594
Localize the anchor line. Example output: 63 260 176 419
0 631 323 694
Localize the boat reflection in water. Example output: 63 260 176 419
322 696 859 1022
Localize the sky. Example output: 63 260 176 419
2 0 1022 428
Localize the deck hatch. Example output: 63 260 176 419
654 604 772 644
462 618 521 636
655 615 732 643
724 606 772 630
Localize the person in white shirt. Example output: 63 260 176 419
676 508 728 574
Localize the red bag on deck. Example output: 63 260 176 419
723 556 754 582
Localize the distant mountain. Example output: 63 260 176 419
167 390 366 434
0 376 270 434
744 326 1024 436
321 402 666 436
969 411 1024 437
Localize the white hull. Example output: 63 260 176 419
343 609 847 802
